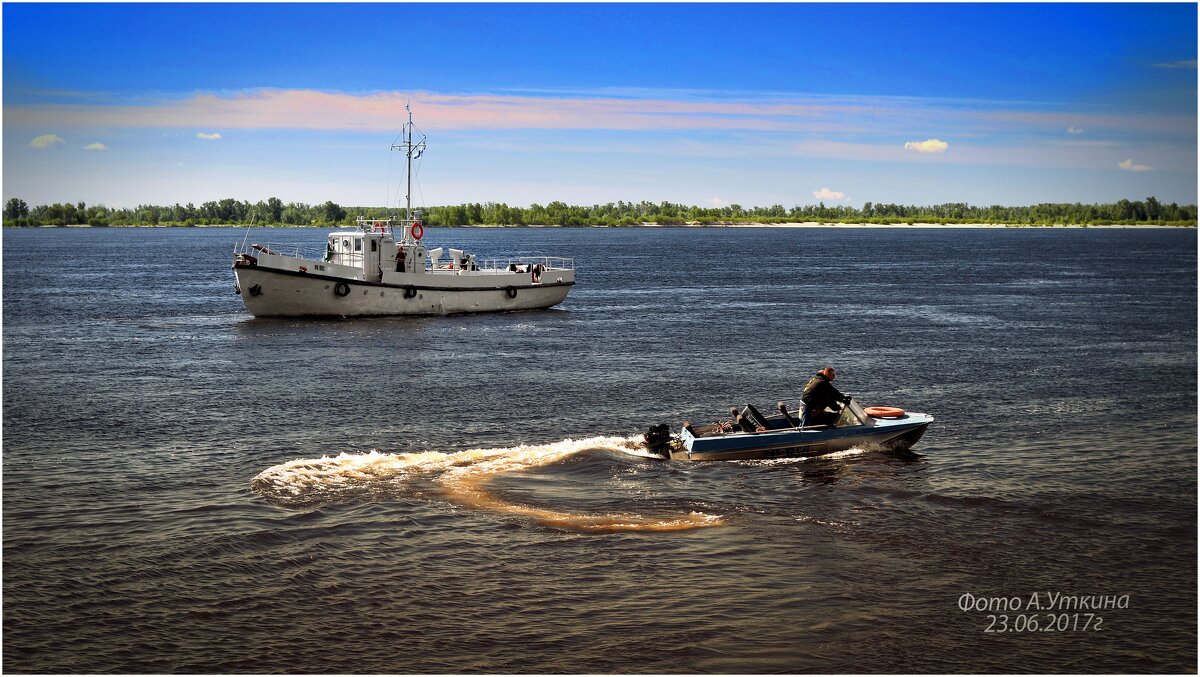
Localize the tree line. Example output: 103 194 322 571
3 196 1195 227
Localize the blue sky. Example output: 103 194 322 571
3 2 1196 210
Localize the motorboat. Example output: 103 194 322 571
232 106 575 317
644 398 932 461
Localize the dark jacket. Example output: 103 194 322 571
801 373 847 413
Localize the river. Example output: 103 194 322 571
3 225 1195 672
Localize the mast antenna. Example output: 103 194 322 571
390 101 426 224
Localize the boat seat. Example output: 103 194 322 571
777 401 799 427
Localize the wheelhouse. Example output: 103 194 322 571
326 232 367 267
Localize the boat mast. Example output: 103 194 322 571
390 102 426 224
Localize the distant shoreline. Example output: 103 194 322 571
21 221 1197 229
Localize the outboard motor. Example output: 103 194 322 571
644 424 674 458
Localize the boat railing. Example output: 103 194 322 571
356 215 425 236
356 217 399 234
473 256 576 271
235 242 329 261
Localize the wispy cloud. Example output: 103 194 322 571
84 142 108 151
4 88 1194 176
812 187 846 201
4 88 1194 147
904 138 949 154
29 133 66 148
1152 59 1197 69
5 90 865 133
1118 158 1152 172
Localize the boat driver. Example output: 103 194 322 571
801 366 851 426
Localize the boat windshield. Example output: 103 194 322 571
833 400 872 428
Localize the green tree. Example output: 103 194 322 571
4 197 30 223
321 200 346 223
267 197 283 223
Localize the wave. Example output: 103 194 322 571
251 435 722 533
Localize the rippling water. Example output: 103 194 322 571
3 226 1196 673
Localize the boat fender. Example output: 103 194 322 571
234 284 241 295
403 285 418 299
864 406 906 418
248 284 263 297
505 286 518 299
411 223 424 240
334 281 351 297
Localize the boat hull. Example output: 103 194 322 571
670 414 932 461
234 266 573 317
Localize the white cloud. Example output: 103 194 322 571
904 138 949 154
196 132 222 140
84 142 108 151
30 133 66 149
812 187 846 201
1152 59 1197 69
707 196 725 207
1067 126 1084 135
1118 158 1152 172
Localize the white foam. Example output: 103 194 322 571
251 435 721 532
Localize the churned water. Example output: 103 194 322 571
3 225 1196 673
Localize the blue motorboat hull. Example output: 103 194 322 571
670 412 932 461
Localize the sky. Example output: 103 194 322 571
3 2 1197 210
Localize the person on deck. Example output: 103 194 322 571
801 366 851 426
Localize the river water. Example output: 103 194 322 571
3 225 1196 673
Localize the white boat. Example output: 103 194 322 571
232 107 575 317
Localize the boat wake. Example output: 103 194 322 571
731 445 874 466
251 436 723 533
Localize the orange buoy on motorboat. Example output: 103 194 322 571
864 406 906 418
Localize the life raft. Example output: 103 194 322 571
864 406 906 419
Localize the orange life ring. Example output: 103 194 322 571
411 223 424 240
864 406 906 418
